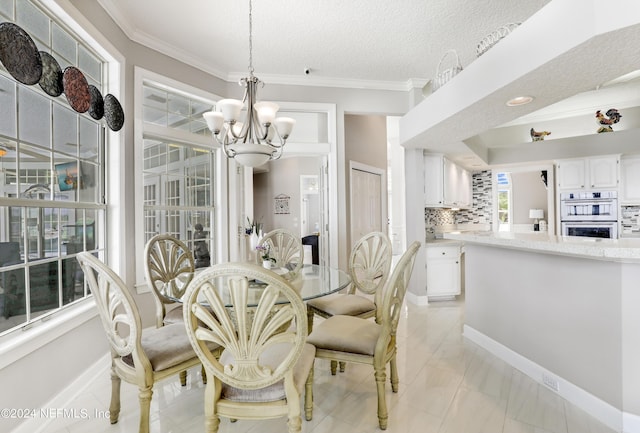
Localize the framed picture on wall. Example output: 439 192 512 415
274 194 290 214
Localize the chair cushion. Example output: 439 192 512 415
163 305 184 325
307 293 375 317
307 315 381 356
220 342 316 402
122 323 202 371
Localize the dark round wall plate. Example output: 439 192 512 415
104 94 124 131
0 22 42 85
38 51 63 96
62 66 91 113
88 85 104 120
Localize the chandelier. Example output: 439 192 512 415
202 0 295 168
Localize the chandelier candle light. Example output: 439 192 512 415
202 0 295 168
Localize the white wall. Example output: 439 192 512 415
465 244 623 418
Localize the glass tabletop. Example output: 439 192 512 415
167 263 351 307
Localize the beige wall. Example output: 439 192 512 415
344 114 388 252
253 157 323 236
511 170 548 224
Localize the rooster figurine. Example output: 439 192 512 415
596 109 622 133
530 128 551 141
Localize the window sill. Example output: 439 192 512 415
0 299 98 370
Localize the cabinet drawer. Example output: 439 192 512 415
426 246 460 259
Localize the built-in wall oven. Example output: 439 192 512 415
560 191 618 239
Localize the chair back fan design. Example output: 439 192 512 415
184 263 307 390
377 241 420 334
258 229 304 276
77 251 207 432
76 252 146 367
348 231 392 296
144 234 195 325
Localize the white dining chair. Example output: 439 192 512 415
183 262 315 433
307 241 420 430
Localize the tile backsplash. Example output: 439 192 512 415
425 170 493 230
621 205 640 237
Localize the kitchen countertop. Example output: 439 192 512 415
425 238 464 246
443 231 640 262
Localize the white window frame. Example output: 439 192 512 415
0 0 124 366
133 68 229 293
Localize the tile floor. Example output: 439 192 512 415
39 297 617 433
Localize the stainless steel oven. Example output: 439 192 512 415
560 191 618 239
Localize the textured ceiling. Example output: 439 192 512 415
97 0 551 88
96 0 640 169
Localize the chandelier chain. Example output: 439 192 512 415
248 0 254 75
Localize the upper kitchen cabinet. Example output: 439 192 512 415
424 154 471 209
556 155 619 191
621 155 640 204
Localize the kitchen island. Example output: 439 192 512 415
443 231 640 433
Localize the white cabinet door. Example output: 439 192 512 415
425 154 472 209
424 154 444 207
443 157 457 207
459 166 472 208
588 155 618 189
621 156 640 203
426 245 461 298
557 159 586 190
557 156 618 190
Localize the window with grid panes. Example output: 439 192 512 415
0 0 108 335
140 82 216 265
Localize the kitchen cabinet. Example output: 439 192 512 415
556 155 619 190
424 154 471 208
426 242 462 299
621 155 640 204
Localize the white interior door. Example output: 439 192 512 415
350 162 386 245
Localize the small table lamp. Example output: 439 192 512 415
529 209 544 231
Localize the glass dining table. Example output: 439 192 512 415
165 263 351 307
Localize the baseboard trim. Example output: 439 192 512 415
11 353 109 433
463 325 627 433
625 412 640 433
406 291 429 306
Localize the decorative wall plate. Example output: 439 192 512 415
62 66 91 113
38 51 63 96
104 94 124 131
88 85 104 120
0 22 42 85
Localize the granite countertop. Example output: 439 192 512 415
443 231 640 262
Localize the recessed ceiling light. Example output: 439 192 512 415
506 96 534 107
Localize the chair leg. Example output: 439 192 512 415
304 366 314 421
287 415 302 433
306 308 314 335
330 360 338 375
339 361 346 372
374 366 388 430
390 355 399 393
137 386 153 433
179 370 187 386
109 368 121 424
205 415 220 433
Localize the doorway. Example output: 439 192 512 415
349 161 387 247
